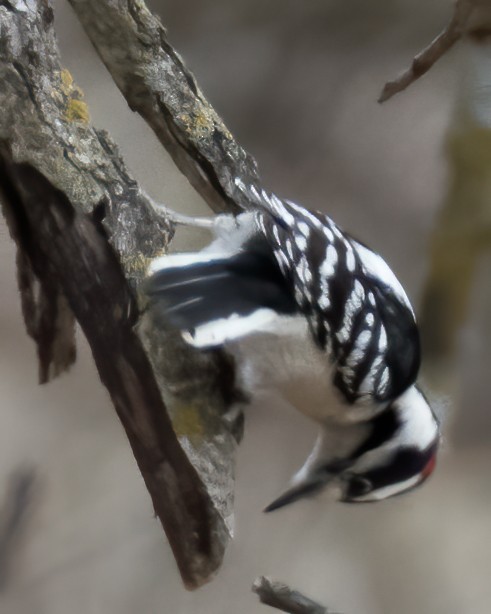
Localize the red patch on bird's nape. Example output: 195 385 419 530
421 453 437 479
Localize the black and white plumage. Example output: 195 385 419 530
146 182 440 506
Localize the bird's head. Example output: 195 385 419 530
265 386 440 511
339 438 438 503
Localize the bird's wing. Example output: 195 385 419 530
145 240 298 348
257 200 421 405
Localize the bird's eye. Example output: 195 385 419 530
347 476 372 497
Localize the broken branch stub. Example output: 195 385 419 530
252 576 334 614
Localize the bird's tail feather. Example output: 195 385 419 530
145 248 297 348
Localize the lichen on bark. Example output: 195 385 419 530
0 0 245 589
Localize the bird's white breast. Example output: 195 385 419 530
229 315 346 424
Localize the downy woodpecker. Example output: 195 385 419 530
146 181 439 509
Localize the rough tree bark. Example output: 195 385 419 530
0 0 250 589
67 0 262 215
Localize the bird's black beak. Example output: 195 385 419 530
264 459 355 512
263 476 327 512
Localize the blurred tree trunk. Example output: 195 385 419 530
420 6 491 408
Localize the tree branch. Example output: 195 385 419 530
252 576 336 614
0 1 243 589
379 0 475 103
68 0 262 214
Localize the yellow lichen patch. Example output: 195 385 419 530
179 111 212 139
132 0 148 12
179 104 232 141
60 68 74 92
171 402 206 441
213 114 233 140
58 68 90 124
65 99 90 123
121 252 155 280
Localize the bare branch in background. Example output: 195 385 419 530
379 0 475 103
252 576 336 614
0 468 37 590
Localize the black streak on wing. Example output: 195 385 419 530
371 283 420 399
145 242 298 333
331 277 420 405
258 200 421 406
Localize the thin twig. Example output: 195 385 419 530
252 576 337 614
379 0 475 103
0 468 37 590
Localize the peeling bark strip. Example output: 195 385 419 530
68 0 262 214
0 0 242 588
0 154 226 588
1 190 76 384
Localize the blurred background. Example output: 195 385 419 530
1 0 491 612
